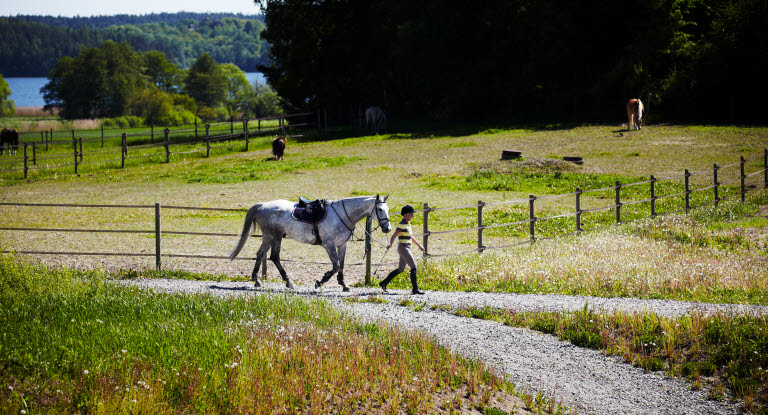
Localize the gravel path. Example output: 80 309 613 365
121 279 749 415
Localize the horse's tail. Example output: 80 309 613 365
228 204 262 260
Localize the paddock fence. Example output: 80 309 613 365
0 112 317 179
1 150 767 285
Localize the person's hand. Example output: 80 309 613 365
387 243 392 249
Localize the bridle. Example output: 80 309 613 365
331 198 390 241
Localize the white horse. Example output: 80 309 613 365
626 98 644 130
365 106 387 134
229 195 391 291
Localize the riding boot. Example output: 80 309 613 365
379 269 399 293
410 269 424 295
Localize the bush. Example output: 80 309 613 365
101 115 144 129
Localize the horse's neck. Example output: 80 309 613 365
334 197 374 223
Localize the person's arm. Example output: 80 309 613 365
411 237 424 251
388 229 401 248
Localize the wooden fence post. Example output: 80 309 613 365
150 125 154 144
121 133 126 168
32 142 36 166
575 187 582 233
650 175 656 217
164 128 170 163
764 149 768 189
529 195 536 243
280 116 286 137
230 116 234 134
740 156 746 203
422 203 430 258
23 144 28 179
615 181 622 224
714 164 720 208
244 119 249 151
79 137 83 163
155 203 162 271
73 136 79 175
477 200 484 253
365 216 372 285
684 169 691 213
194 119 198 138
101 124 104 142
205 123 211 157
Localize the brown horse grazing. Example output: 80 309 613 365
626 99 644 130
0 128 19 155
272 136 286 160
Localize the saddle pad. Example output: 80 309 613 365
291 204 327 224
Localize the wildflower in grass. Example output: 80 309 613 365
83 370 89 375
8 386 13 391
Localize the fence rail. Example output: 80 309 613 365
1 150 767 284
0 113 317 179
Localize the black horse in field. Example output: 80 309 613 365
0 128 19 155
272 136 286 160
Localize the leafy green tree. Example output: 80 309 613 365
0 74 15 116
220 63 252 116
250 83 283 117
128 88 174 125
144 50 183 93
42 41 147 119
184 53 227 108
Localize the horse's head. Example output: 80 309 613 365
374 194 392 233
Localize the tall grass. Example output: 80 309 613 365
453 304 768 413
0 255 567 414
409 193 768 304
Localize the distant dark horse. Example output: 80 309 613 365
0 128 19 155
365 106 387 134
272 136 286 160
626 99 644 130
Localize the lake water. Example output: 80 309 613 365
6 72 266 108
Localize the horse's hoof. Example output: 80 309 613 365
315 280 322 289
254 281 261 288
286 281 295 289
342 286 350 292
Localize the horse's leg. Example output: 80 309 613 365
336 243 349 291
251 238 271 288
269 238 294 289
314 244 340 290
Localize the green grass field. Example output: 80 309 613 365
1 121 767 413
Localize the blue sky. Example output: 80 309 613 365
1 0 261 17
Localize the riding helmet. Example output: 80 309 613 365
400 205 415 215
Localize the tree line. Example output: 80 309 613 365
259 0 768 123
0 13 269 76
41 41 281 125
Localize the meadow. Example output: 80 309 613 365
1 120 767 413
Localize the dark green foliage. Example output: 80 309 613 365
185 53 228 108
259 0 767 123
41 41 146 119
0 13 267 76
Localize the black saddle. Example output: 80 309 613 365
292 198 327 224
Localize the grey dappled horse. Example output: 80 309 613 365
229 195 392 291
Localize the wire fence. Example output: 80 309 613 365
1 150 767 284
0 113 317 178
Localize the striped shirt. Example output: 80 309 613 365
396 219 412 245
